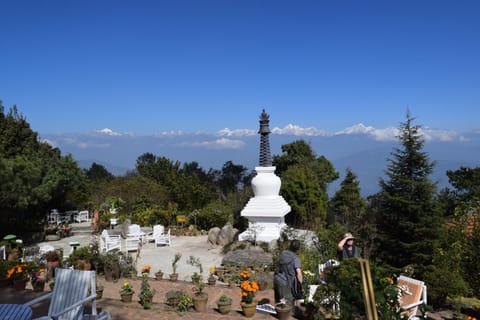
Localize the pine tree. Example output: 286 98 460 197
375 112 440 275
329 168 376 258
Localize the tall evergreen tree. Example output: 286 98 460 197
375 112 440 275
329 168 366 230
329 168 376 258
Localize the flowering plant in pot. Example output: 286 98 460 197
239 268 259 317
119 281 134 302
30 268 46 292
239 268 259 304
139 273 155 309
207 267 216 285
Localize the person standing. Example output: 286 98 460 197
274 239 303 306
337 232 360 261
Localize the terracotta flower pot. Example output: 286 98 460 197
120 293 133 303
241 302 257 318
275 305 293 320
217 299 232 314
193 294 208 312
169 273 178 282
155 272 163 280
32 281 45 292
13 279 28 291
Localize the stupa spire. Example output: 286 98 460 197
258 109 272 167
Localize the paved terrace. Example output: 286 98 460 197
1 277 280 319
1 222 288 319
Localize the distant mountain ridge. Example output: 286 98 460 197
41 125 480 197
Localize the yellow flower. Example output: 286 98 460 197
209 267 215 274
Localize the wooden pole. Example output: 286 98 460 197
359 258 378 320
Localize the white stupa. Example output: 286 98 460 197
238 110 291 242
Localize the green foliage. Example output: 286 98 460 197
138 273 154 307
66 246 92 268
447 166 480 205
314 259 401 319
463 212 480 297
85 162 114 183
329 168 367 232
375 112 441 275
0 103 87 235
195 201 232 230
187 255 203 274
273 140 338 229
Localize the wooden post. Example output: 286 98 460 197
359 258 378 320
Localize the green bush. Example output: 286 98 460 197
315 259 401 319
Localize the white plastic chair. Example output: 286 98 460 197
146 225 164 243
100 230 121 252
74 210 91 223
155 228 171 247
24 268 111 320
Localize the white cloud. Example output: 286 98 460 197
217 128 256 137
95 128 122 136
420 127 462 142
186 138 246 149
272 124 329 136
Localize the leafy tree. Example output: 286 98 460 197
446 166 480 206
281 164 325 228
85 162 114 183
375 112 441 276
0 102 87 234
273 140 338 228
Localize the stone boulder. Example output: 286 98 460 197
222 247 273 268
208 227 221 245
217 223 238 246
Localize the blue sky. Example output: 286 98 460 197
1 1 479 135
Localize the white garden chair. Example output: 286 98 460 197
24 268 111 320
100 229 121 252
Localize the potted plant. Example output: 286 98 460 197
217 294 232 314
275 298 293 320
239 268 259 318
30 267 46 292
6 263 30 290
170 252 182 281
208 267 216 286
154 269 163 280
101 252 120 282
176 292 194 312
187 255 203 284
138 273 155 309
119 281 135 302
192 281 208 312
166 290 184 308
67 246 92 271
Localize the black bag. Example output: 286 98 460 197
292 276 304 300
